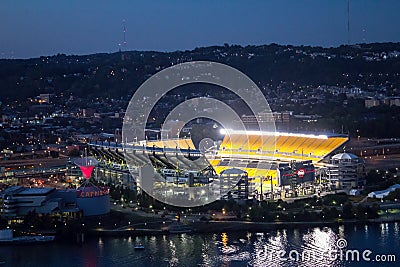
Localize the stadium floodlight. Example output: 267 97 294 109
224 129 329 139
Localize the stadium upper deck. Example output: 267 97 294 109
216 130 348 163
146 138 196 150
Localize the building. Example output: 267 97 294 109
1 185 110 218
241 111 291 127
220 168 249 200
365 97 400 108
36 93 54 103
365 98 380 108
114 128 122 143
76 183 110 216
326 153 365 189
1 186 79 217
210 130 348 199
389 98 400 106
88 130 349 201
82 108 96 118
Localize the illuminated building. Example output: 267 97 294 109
326 153 365 189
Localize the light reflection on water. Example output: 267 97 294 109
379 223 390 247
0 223 399 267
394 222 399 237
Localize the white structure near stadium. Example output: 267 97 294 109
326 153 365 189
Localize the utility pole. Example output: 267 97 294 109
270 175 273 200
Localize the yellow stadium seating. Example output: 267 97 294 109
146 138 195 150
216 132 348 163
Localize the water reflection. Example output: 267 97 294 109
379 223 390 247
0 223 398 267
394 222 399 238
338 225 345 238
221 232 228 247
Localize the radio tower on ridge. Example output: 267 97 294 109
123 19 127 51
120 19 127 60
347 0 350 45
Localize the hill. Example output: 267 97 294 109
0 43 399 101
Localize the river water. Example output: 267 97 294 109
0 222 398 267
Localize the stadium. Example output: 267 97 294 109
207 129 350 199
87 128 358 203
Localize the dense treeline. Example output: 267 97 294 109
0 43 399 101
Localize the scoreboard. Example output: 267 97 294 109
278 160 315 186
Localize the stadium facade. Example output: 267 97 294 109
208 130 349 198
88 129 357 201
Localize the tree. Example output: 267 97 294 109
342 202 354 219
385 188 400 201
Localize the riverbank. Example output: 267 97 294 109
84 214 400 237
14 207 400 240
191 216 400 233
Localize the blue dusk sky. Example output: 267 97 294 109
1 0 399 59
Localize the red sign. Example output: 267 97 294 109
296 168 305 178
79 165 95 179
77 188 109 198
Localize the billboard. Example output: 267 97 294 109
278 160 315 186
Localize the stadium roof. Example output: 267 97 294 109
1 186 56 197
15 187 55 196
221 129 348 139
215 130 349 163
331 153 359 160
